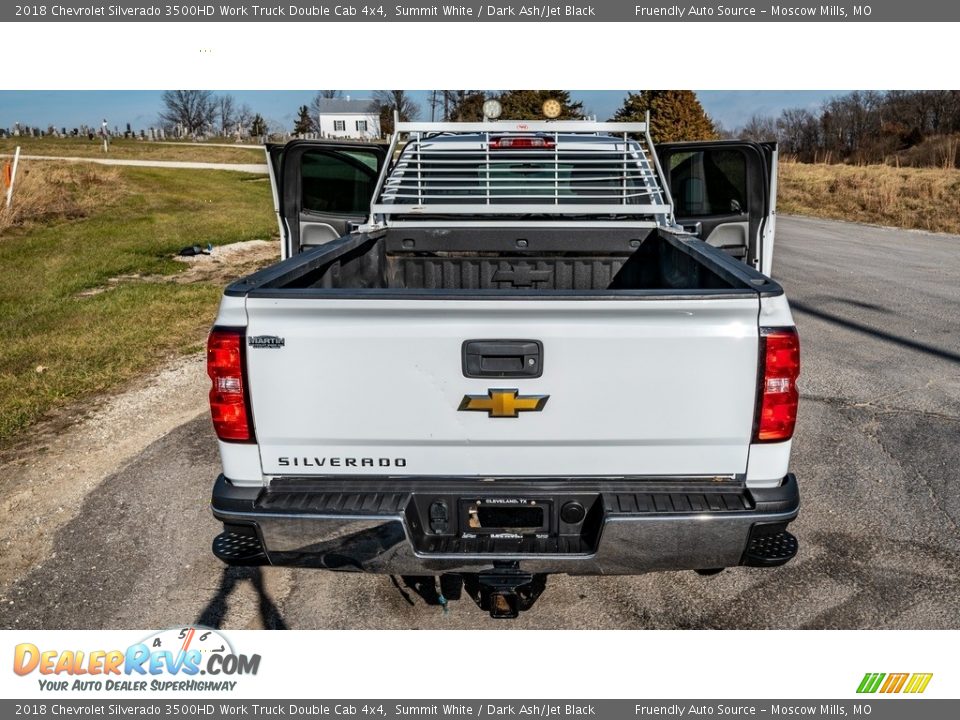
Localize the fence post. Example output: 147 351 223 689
5 146 20 209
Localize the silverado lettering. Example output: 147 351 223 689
278 457 407 468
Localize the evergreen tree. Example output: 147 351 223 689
447 91 488 121
611 91 718 142
293 105 313 135
497 90 584 120
250 114 267 137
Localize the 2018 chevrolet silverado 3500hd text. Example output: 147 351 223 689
206 117 800 617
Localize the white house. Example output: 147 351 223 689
314 97 380 140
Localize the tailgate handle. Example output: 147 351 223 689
462 340 543 379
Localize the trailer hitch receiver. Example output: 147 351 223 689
463 565 548 619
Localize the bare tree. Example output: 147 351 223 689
371 91 421 136
819 90 884 160
777 108 820 161
372 90 420 122
159 90 218 137
739 114 778 142
215 94 237 135
318 90 342 99
235 104 254 134
266 117 288 139
230 103 254 137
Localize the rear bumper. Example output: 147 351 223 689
211 474 799 575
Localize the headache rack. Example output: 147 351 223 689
369 117 675 224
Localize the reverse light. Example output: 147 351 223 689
489 136 555 150
207 327 254 443
753 327 800 443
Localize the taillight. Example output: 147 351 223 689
753 327 800 443
489 136 555 150
207 327 254 443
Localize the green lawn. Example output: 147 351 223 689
0 165 276 443
0 137 265 164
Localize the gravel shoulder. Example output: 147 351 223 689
0 353 209 589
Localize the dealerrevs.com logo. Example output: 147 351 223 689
13 627 260 692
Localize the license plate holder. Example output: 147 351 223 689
459 497 551 536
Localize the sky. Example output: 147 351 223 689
0 90 843 132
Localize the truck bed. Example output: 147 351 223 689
227 227 780 299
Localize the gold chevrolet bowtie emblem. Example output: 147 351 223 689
458 389 549 418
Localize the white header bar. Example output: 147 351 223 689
397 121 648 133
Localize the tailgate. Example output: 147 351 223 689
244 298 760 478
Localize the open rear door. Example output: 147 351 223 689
657 140 778 276
266 140 386 258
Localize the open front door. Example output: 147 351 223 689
657 140 778 276
266 140 387 258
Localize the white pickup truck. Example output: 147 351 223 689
207 118 800 617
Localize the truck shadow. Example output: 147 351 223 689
390 575 444 606
790 300 960 364
390 575 466 609
195 566 288 630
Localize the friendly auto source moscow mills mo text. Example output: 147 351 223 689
635 4 855 17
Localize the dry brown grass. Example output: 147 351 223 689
779 161 960 235
891 135 960 170
0 137 265 164
0 161 127 234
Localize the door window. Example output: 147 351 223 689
300 150 379 215
669 149 747 217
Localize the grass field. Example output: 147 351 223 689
0 137 264 164
779 161 960 235
0 162 276 444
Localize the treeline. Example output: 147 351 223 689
158 90 268 138
422 89 718 145
738 90 960 168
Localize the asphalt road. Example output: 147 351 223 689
2 215 958 630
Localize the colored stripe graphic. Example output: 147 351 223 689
857 672 932 694
880 673 909 693
904 673 933 694
857 673 885 693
